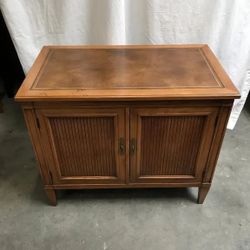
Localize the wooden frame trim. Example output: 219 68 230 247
22 104 52 185
36 107 127 185
129 106 219 183
202 105 233 183
45 182 201 190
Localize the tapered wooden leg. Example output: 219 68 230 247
198 183 211 204
45 189 57 206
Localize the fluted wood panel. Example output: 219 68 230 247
49 117 116 177
140 116 205 176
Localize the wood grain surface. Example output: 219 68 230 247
15 45 240 101
16 45 240 205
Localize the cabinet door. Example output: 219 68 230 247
129 106 218 183
37 108 126 185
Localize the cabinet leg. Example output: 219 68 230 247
45 189 57 206
198 183 211 204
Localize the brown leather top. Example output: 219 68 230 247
15 45 240 101
33 48 220 89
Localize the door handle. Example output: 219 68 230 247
130 138 136 155
119 138 125 155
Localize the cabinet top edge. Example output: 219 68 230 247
15 44 240 101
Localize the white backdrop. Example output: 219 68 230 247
1 0 250 129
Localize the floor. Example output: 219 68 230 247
0 98 250 250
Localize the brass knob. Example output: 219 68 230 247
130 138 136 155
119 138 125 155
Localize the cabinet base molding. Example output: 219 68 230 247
44 184 211 206
45 183 201 190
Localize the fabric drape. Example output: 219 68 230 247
1 0 250 128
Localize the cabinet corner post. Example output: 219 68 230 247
45 188 57 206
197 183 211 204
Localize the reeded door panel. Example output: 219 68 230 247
129 106 218 183
37 108 126 184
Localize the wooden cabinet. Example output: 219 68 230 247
15 45 240 205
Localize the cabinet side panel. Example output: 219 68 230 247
203 105 232 183
22 105 51 184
